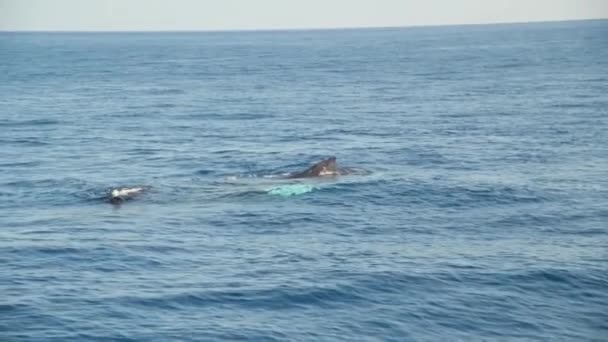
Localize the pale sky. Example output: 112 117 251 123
1 0 607 31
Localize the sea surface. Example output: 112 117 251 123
1 20 607 341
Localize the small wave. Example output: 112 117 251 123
0 138 49 146
0 303 29 313
152 103 177 108
210 149 242 155
197 113 276 121
0 161 42 168
145 88 186 95
125 148 164 156
120 284 366 310
491 62 528 69
547 102 592 109
35 246 83 255
492 268 608 300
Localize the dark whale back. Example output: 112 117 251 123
288 156 338 178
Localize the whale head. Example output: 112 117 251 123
108 187 145 205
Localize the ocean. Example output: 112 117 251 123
1 20 607 341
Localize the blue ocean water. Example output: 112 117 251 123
1 20 607 341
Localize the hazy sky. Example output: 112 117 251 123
1 0 607 31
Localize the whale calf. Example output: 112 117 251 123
109 187 145 204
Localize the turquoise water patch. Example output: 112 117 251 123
267 184 315 197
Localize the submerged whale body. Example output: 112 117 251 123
109 187 145 204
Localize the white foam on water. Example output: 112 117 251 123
112 187 144 197
267 184 315 197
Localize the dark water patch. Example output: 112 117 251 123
0 303 30 313
489 61 530 69
67 333 139 342
0 191 10 200
436 111 480 118
0 138 50 146
317 128 400 138
34 246 84 255
124 148 165 156
195 169 214 175
215 112 277 120
0 119 60 127
209 149 244 155
18 228 57 235
151 103 177 109
126 244 188 254
108 110 157 118
144 88 186 95
3 245 109 257
0 161 42 168
547 102 596 109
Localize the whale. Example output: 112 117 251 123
109 187 146 204
285 156 371 179
287 156 343 178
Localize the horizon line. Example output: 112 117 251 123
1 17 605 34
